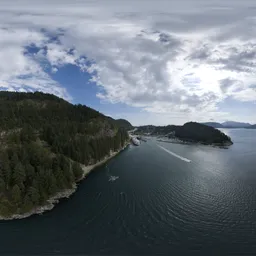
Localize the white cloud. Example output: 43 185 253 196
0 26 71 100
0 0 255 123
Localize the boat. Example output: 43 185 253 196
131 137 140 146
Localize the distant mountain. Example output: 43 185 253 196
202 122 224 128
221 121 251 128
115 119 133 130
203 121 252 128
247 124 256 129
135 125 155 134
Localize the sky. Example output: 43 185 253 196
0 0 255 125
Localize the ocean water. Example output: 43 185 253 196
1 129 256 255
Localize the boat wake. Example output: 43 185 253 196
157 145 191 163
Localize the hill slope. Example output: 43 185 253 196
203 121 252 128
221 121 251 128
0 91 129 219
114 119 133 130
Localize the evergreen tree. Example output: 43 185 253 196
0 151 12 188
11 184 21 204
72 162 83 180
21 194 33 213
48 174 57 195
29 186 40 205
0 177 5 191
13 162 26 186
10 152 19 170
25 163 35 181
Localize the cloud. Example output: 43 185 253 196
219 78 239 93
0 26 71 100
51 67 58 73
0 0 255 122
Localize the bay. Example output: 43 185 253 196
1 129 256 255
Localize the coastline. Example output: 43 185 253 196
0 142 129 221
157 138 233 147
80 143 129 179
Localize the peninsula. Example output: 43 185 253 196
135 122 233 146
0 91 131 220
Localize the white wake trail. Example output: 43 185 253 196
157 145 191 163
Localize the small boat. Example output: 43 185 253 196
109 176 119 182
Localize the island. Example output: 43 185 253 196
202 121 254 129
247 124 256 129
135 122 233 146
0 91 130 220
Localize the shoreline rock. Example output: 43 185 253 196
0 143 129 221
0 186 77 221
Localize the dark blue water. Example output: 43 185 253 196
1 129 256 255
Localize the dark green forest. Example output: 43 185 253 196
114 119 133 130
0 91 129 217
136 122 232 145
173 122 232 144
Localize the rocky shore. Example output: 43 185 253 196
157 138 233 148
0 143 129 221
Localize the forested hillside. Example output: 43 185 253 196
136 122 232 145
136 125 179 135
0 91 129 218
174 122 232 145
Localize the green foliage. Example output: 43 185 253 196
21 194 33 213
0 91 129 217
114 119 133 130
10 152 19 170
174 122 232 144
72 162 83 180
0 178 5 191
11 184 21 204
13 162 26 186
0 151 11 188
29 186 40 205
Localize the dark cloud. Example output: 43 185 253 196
215 47 256 72
219 78 236 93
188 44 211 60
188 42 256 73
152 7 256 38
158 33 172 43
